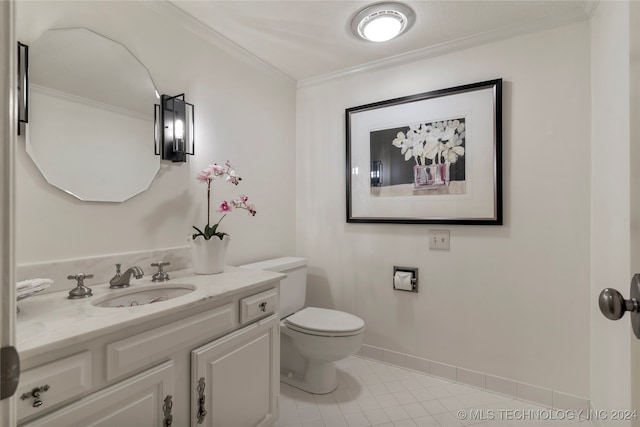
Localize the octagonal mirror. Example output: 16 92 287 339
27 28 160 202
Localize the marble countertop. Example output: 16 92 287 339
16 266 284 360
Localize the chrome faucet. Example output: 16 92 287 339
109 264 144 288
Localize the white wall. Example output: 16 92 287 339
297 22 591 397
15 1 297 266
590 0 638 419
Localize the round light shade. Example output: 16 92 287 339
351 2 416 42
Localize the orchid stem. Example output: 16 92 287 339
207 180 211 227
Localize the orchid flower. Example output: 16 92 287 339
196 169 212 182
191 161 257 241
218 201 232 213
231 195 257 216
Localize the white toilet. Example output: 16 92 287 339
240 257 365 394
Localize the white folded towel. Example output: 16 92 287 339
16 278 53 298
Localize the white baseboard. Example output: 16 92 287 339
357 344 590 412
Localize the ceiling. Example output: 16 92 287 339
168 1 592 81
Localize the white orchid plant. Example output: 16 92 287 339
392 119 466 165
192 161 256 241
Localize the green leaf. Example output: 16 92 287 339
191 226 205 240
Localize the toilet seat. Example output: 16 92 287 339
284 307 365 337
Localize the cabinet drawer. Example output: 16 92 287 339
17 351 92 421
22 361 174 427
240 288 277 324
106 302 234 380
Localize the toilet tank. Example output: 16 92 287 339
239 257 307 318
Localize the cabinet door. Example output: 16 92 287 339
192 314 279 427
23 361 174 427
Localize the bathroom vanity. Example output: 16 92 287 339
15 267 283 426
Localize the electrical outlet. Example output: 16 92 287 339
429 229 450 250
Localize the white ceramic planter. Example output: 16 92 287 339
189 235 230 274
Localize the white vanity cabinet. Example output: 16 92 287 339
17 272 281 427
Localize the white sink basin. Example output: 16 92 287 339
92 284 196 308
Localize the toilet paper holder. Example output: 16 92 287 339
393 266 418 293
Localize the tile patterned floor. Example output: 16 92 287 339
275 356 596 427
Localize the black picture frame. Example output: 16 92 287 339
346 79 502 225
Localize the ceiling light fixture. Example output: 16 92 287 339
351 2 415 43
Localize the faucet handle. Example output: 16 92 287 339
67 274 94 299
114 264 121 276
151 261 170 268
151 262 170 282
151 261 171 268
67 273 94 284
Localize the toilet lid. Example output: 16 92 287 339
285 307 365 334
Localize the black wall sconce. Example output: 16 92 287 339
154 93 194 162
17 42 29 136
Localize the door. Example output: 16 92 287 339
191 315 279 427
632 1 640 422
0 0 17 425
591 1 640 423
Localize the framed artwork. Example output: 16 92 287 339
346 79 502 225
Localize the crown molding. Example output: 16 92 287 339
299 4 591 88
138 0 296 84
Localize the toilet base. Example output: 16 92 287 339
281 359 338 395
